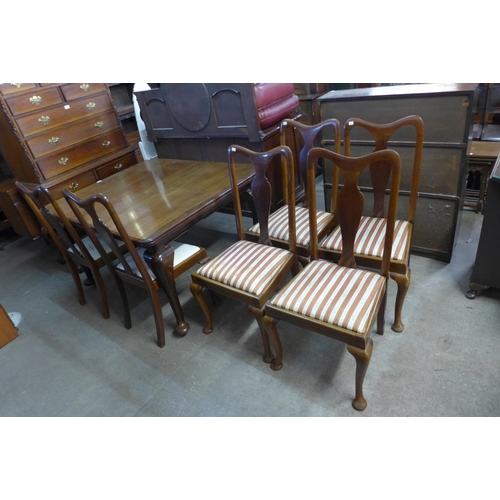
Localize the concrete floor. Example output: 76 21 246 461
1 191 499 418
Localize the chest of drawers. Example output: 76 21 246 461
0 83 137 238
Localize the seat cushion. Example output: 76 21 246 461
67 233 120 260
116 241 203 280
247 205 334 247
320 216 411 262
268 259 386 335
196 240 293 296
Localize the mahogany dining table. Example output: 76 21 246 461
53 157 255 335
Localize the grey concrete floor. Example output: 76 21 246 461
1 192 499 418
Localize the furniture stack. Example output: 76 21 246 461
0 83 137 238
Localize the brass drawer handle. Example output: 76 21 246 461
30 95 42 106
59 157 68 165
80 83 90 91
94 121 104 129
38 115 50 125
48 136 59 145
69 182 79 191
114 163 122 170
86 102 96 110
102 140 111 147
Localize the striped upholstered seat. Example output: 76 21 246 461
196 240 293 296
247 205 334 248
320 216 411 262
268 259 385 335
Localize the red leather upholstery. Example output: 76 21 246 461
254 83 299 129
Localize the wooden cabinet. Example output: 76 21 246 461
319 83 478 262
466 155 500 298
0 83 137 237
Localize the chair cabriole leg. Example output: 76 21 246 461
347 339 373 411
390 268 410 333
263 315 283 370
190 283 213 334
248 306 273 363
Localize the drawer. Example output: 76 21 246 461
36 129 128 179
96 152 137 179
47 171 98 200
0 83 38 96
5 86 63 116
60 83 107 101
26 111 121 158
16 92 114 137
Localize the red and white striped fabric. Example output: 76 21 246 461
248 205 334 247
268 259 386 335
196 240 293 296
320 216 410 262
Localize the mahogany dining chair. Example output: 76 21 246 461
16 181 122 319
318 115 424 332
190 144 299 362
63 189 208 348
263 147 401 410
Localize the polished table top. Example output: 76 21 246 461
56 157 255 247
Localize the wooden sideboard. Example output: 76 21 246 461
319 83 478 262
0 83 137 238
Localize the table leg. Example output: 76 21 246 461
143 244 190 336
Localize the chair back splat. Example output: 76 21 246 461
309 148 400 275
190 144 299 363
280 118 341 208
244 118 341 263
263 147 401 411
343 115 424 224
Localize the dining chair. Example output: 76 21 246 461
16 181 121 318
245 118 341 264
62 189 208 348
263 147 401 411
318 115 424 332
190 144 300 362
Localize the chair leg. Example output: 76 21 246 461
190 283 213 334
66 258 86 306
248 306 273 363
82 266 95 286
263 315 283 371
347 338 373 411
376 289 387 335
144 245 189 336
107 268 131 329
149 290 166 348
390 268 411 333
92 270 110 320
